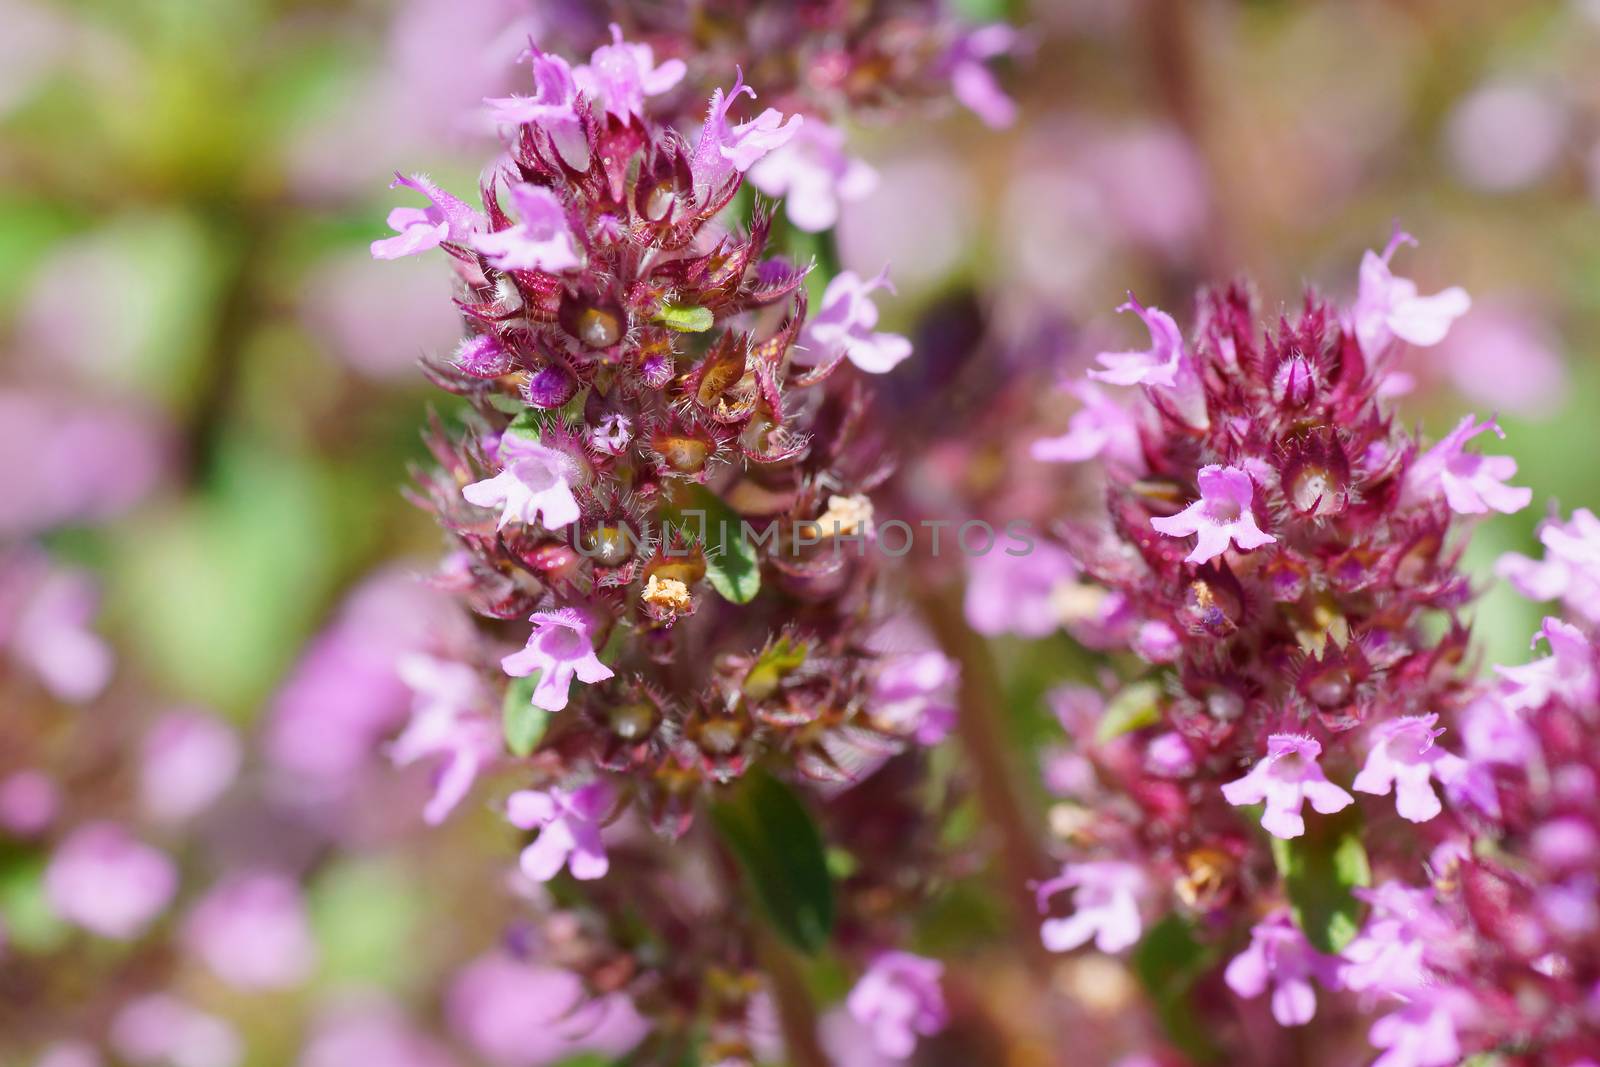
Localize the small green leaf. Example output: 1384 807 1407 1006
0 852 69 954
710 769 834 953
1095 681 1162 743
505 408 557 441
662 485 761 603
502 676 549 757
742 636 808 700
1270 804 1371 953
653 303 715 333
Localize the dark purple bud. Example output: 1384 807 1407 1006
526 362 578 408
454 334 512 378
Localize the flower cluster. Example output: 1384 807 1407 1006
1016 232 1600 1062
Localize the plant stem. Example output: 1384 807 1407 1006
754 915 831 1067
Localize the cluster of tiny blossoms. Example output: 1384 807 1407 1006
370 23 985 1065
1014 231 1600 1063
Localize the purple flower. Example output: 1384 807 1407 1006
0 549 113 704
391 652 498 825
1496 507 1600 625
747 120 878 233
1088 297 1185 387
110 995 241 1067
33 1042 103 1067
485 48 586 169
587 412 633 455
1224 911 1343 1026
1036 860 1147 953
1144 732 1196 778
44 823 176 939
691 71 802 196
470 184 581 273
944 24 1018 129
506 781 613 882
1494 616 1597 713
1352 229 1471 356
796 267 912 374
1402 414 1530 515
1221 734 1353 839
183 872 318 991
446 951 649 1067
1341 882 1453 995
462 435 581 532
501 608 613 712
298 998 461 1067
845 951 948 1060
1151 465 1277 565
371 173 483 260
0 769 58 837
1031 381 1143 469
1352 714 1466 824
1367 990 1466 1067
870 650 958 745
963 541 1079 637
139 710 241 824
573 24 685 120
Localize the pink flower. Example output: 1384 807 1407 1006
183 872 317 991
1031 381 1143 469
944 24 1018 129
845 951 948 1060
691 71 802 196
1224 911 1343 1026
1353 230 1471 356
501 608 613 712
470 183 581 273
1088 297 1185 387
797 268 912 374
1494 616 1598 713
870 650 958 745
33 1042 103 1067
747 120 878 233
446 951 649 1067
1341 882 1452 995
573 24 685 120
1036 860 1147 953
139 710 241 824
462 435 581 532
485 48 585 168
45 823 176 939
391 652 498 825
1352 714 1466 823
1367 989 1467 1067
1221 734 1353 839
1151 465 1277 565
371 173 483 260
963 541 1079 638
506 781 613 882
0 549 113 703
110 995 241 1067
1497 508 1600 625
297 998 461 1067
1402 414 1530 515
0 769 58 837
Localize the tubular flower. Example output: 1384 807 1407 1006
1150 464 1277 565
1352 229 1471 356
1221 734 1353 839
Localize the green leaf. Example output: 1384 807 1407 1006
710 769 834 953
663 485 761 603
1131 913 1221 1063
1095 681 1162 743
502 677 549 757
1270 804 1371 953
742 636 809 700
653 302 715 333
0 851 69 954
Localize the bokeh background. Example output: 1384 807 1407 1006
2 0 1598 1064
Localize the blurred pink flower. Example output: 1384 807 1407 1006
182 872 318 991
572 23 685 120
846 951 948 1059
391 652 499 825
691 72 802 196
1401 415 1530 516
1225 911 1342 1026
110 995 241 1067
32 1043 103 1067
797 268 912 374
297 998 460 1067
1352 231 1471 357
0 548 113 704
963 541 1079 637
300 251 465 380
1429 304 1564 417
1445 81 1567 193
1037 860 1147 953
1494 616 1597 713
139 710 241 824
1352 714 1466 824
1032 381 1143 469
44 823 176 939
748 120 878 233
0 769 59 837
870 650 958 745
1497 508 1600 626
944 24 1018 129
1089 298 1185 388
446 951 649 1067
